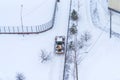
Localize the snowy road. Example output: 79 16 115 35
48 0 70 79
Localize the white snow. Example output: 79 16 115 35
77 0 120 80
0 0 120 80
0 0 69 80
0 0 56 26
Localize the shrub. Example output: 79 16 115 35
70 24 77 35
39 50 51 63
16 73 25 80
81 31 91 42
68 41 75 50
77 31 91 49
71 9 78 21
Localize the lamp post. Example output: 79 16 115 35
75 51 88 80
21 4 24 32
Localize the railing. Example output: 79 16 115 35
0 0 57 35
63 0 72 80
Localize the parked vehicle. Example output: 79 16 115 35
55 36 65 54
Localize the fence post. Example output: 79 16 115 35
110 10 112 38
37 26 39 32
36 26 37 32
17 26 19 32
44 24 46 30
38 26 40 32
0 27 1 33
8 27 10 32
31 26 33 32
13 27 15 32
26 26 28 32
4 27 6 32
41 24 44 31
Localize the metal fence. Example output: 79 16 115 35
0 0 57 35
63 0 72 80
0 20 53 34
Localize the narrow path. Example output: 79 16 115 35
63 0 79 80
48 0 71 80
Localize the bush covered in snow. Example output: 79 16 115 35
68 41 75 51
39 50 51 63
16 73 25 80
77 31 91 49
71 9 78 21
70 23 78 35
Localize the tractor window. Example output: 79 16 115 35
57 41 62 45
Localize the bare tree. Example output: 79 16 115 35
39 50 51 63
16 73 25 80
81 31 91 42
68 41 75 51
77 31 91 50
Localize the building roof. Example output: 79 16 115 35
108 0 120 13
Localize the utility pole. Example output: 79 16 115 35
21 4 24 33
74 28 78 80
110 9 112 38
74 46 78 80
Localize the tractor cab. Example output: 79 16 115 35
55 36 65 54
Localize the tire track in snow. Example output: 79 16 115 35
49 55 65 80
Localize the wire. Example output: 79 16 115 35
87 29 104 53
77 30 104 65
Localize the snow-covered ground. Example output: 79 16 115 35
79 32 120 80
0 0 70 80
78 0 120 80
0 0 120 80
0 0 55 26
